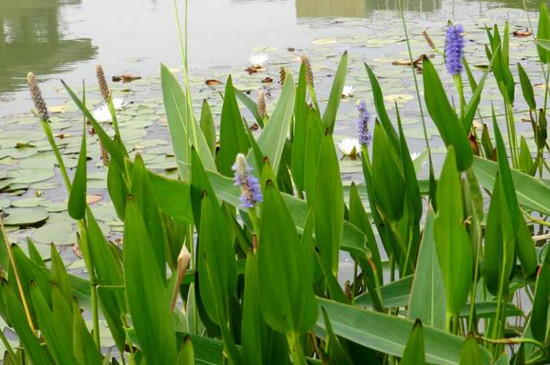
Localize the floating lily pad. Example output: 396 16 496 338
32 221 75 245
3 207 48 226
8 169 55 184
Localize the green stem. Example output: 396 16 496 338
0 327 15 359
398 0 432 157
41 120 72 192
286 332 307 365
454 74 466 121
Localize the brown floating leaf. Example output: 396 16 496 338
205 79 223 86
73 244 83 258
261 77 273 83
86 195 103 205
513 28 532 38
245 66 265 75
112 74 142 83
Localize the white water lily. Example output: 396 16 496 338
337 137 362 157
92 97 127 122
112 97 128 110
92 105 112 122
342 85 355 97
249 53 269 67
410 152 421 160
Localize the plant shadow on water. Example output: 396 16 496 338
0 0 549 364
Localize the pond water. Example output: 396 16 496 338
0 0 535 115
0 0 542 270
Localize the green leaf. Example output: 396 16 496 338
433 148 472 314
364 63 399 148
459 337 483 365
3 283 52 365
130 154 167 282
85 208 126 351
123 197 177 364
537 3 550 63
176 337 195 365
68 123 86 220
519 136 534 175
531 251 550 341
219 75 250 176
463 51 497 132
291 63 308 193
408 208 446 329
422 58 473 171
313 132 344 275
235 87 264 128
472 157 550 215
148 171 193 223
401 320 426 365
258 163 318 334
200 99 217 156
371 122 405 222
107 159 128 220
517 63 536 110
61 81 126 170
254 73 296 175
30 283 79 365
317 298 491 365
322 51 348 131
72 300 102 365
161 64 215 181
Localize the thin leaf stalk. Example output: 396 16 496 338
397 0 432 158
286 331 307 365
40 120 72 193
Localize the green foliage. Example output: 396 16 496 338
2 16 549 365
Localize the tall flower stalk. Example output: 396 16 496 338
356 100 372 147
233 154 262 242
446 25 466 120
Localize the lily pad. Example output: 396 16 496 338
3 207 48 226
32 221 75 245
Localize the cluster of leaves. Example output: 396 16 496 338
1 5 550 365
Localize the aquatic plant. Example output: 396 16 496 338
445 24 465 76
0 4 549 365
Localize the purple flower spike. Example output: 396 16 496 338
356 100 372 147
445 25 465 76
232 154 263 209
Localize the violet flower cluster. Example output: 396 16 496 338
233 153 263 209
357 100 372 147
445 25 465 76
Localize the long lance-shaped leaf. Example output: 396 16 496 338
253 72 296 175
258 161 318 335
124 196 177 364
472 157 550 215
313 131 344 275
317 298 492 365
422 58 473 171
433 147 473 315
68 121 87 219
322 51 348 131
408 208 446 329
61 80 126 170
161 64 215 181
401 320 427 365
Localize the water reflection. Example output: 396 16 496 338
0 0 96 94
295 0 442 17
294 0 529 17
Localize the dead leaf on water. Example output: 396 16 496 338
86 195 103 205
112 74 142 83
205 79 223 86
261 77 274 83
